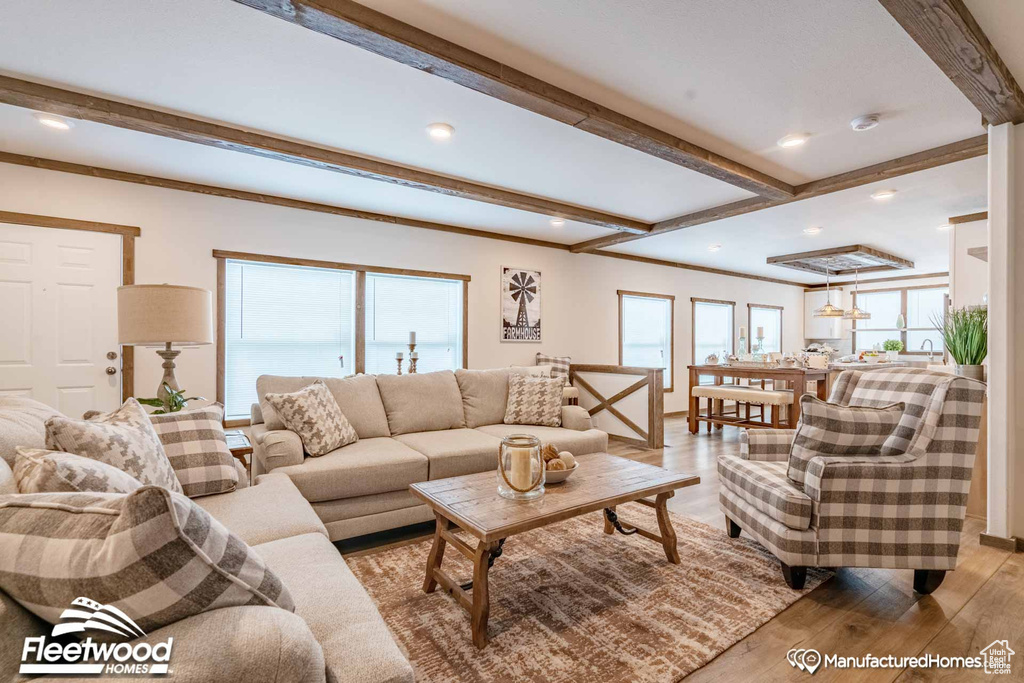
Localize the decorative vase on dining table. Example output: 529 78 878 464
497 434 545 500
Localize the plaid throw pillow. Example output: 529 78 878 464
504 374 563 427
264 380 358 456
14 448 143 494
0 487 294 634
787 395 905 488
149 403 238 498
536 353 571 386
45 398 183 494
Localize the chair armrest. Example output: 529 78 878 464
803 453 919 502
561 405 593 431
251 424 304 472
740 429 796 461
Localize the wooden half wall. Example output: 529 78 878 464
569 364 664 449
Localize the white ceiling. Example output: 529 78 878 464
610 156 987 284
0 0 996 281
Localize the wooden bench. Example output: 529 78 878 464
690 385 791 432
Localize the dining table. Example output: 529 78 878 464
687 364 829 432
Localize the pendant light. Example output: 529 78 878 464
842 268 871 320
814 258 845 317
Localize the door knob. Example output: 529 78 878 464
105 366 117 376
106 351 118 360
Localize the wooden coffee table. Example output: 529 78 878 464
409 452 700 648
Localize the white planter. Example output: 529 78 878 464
886 351 899 361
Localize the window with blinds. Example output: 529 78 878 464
620 294 673 389
748 305 782 353
852 286 947 352
365 273 464 375
692 299 734 366
223 260 355 419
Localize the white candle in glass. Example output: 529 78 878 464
396 351 404 360
410 351 418 359
739 326 747 338
508 446 533 490
757 326 764 338
409 331 416 344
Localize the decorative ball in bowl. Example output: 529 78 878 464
544 450 577 484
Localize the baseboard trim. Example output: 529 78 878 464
979 532 1021 552
607 434 651 448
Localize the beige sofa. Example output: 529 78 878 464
251 368 609 541
0 398 414 683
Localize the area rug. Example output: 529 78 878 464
347 504 829 683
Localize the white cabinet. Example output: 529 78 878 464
804 289 846 339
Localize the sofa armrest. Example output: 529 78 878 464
251 401 264 425
251 424 304 472
561 405 593 431
740 429 796 461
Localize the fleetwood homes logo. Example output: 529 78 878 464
20 597 173 676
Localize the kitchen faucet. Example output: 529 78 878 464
920 339 935 360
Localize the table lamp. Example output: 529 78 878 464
117 284 213 409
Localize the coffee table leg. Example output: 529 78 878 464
471 540 494 649
655 492 680 564
423 513 450 594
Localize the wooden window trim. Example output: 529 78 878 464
0 210 138 402
215 250 471 423
746 303 784 353
690 297 737 365
851 285 949 355
617 290 675 392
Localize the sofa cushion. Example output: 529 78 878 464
265 380 359 457
14 448 143 494
536 353 571 386
149 403 239 497
475 424 608 455
272 437 428 502
0 456 14 494
45 398 183 494
257 375 391 438
456 367 511 428
255 533 414 683
194 472 328 545
396 428 502 480
310 489 421 525
718 454 812 531
0 396 60 467
376 371 465 435
504 374 563 427
0 488 294 634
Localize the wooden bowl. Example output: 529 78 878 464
545 463 578 484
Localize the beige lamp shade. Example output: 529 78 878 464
118 284 213 346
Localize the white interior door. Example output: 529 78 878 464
0 223 122 416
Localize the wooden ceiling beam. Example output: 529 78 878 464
232 0 795 200
0 150 807 287
0 75 649 234
570 134 987 253
879 0 1024 126
949 210 987 224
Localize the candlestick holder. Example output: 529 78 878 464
756 336 765 354
408 342 418 374
395 353 404 375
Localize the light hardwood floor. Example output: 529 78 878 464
340 417 1021 681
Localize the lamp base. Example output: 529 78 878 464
155 342 181 409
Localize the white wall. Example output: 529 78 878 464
950 219 988 308
0 161 805 414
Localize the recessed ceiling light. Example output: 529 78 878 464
803 226 822 235
426 122 454 140
871 189 897 200
549 218 565 227
851 114 880 132
707 244 722 252
937 223 953 231
777 134 808 148
33 112 74 131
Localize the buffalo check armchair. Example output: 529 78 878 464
717 368 985 593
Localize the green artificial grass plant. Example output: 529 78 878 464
932 306 987 366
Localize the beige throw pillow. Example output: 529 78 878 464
504 374 563 427
14 448 143 494
0 487 294 635
264 380 358 456
45 398 183 494
149 403 239 498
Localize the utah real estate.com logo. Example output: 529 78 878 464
787 641 1015 675
20 597 173 676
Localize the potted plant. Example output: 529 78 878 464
932 307 987 381
883 339 903 361
138 383 204 414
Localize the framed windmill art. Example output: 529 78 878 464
500 266 542 342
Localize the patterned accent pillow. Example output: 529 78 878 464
264 380 358 456
0 487 294 634
45 398 183 494
536 353 571 386
14 448 143 494
504 374 563 427
787 395 905 488
149 403 239 498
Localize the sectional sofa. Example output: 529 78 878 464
251 368 609 540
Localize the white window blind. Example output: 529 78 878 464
224 260 355 419
852 287 947 353
365 273 463 375
621 295 672 389
693 300 734 367
907 287 946 352
749 306 782 353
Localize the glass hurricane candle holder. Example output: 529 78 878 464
497 434 545 500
